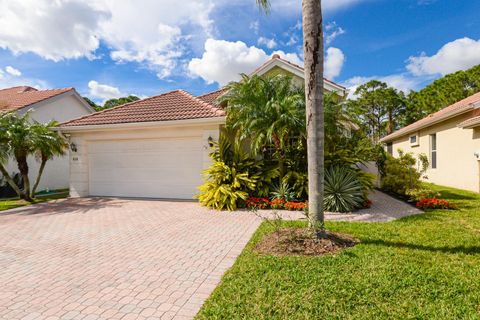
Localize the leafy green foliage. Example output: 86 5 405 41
0 113 67 200
324 166 365 212
347 80 406 142
82 96 100 110
83 95 141 111
270 182 296 202
406 64 480 124
197 135 279 211
220 74 305 177
381 150 429 197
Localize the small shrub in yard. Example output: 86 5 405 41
406 187 441 202
416 197 457 210
246 196 307 211
324 166 365 213
381 150 429 197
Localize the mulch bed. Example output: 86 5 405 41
255 228 358 257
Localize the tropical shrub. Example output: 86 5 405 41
270 182 296 202
406 187 441 202
197 135 279 211
416 197 457 210
0 113 67 201
324 166 366 213
381 150 429 197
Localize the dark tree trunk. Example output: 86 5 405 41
31 156 47 198
303 0 325 237
15 153 33 202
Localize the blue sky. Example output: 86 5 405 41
0 0 479 103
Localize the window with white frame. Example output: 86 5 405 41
410 134 419 147
430 133 437 169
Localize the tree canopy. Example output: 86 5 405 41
406 64 480 124
347 80 406 143
82 95 140 111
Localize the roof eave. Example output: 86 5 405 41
380 106 474 143
57 116 226 133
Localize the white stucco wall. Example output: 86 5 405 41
388 112 480 192
2 93 92 192
66 122 222 198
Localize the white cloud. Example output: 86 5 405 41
96 0 215 78
258 37 277 49
342 74 426 98
249 21 260 34
325 22 346 45
0 0 106 61
407 38 480 76
0 0 215 77
87 80 124 102
188 39 302 85
5 66 21 76
324 47 345 79
0 67 46 89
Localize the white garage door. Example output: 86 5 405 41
88 137 204 199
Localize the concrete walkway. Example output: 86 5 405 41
255 190 423 222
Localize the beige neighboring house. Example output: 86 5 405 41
0 86 94 192
380 92 480 192
58 56 347 200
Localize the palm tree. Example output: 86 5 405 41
0 132 24 198
0 113 35 201
220 74 305 177
0 113 67 201
256 0 325 236
30 120 67 198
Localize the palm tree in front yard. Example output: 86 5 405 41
256 0 326 236
0 113 67 201
30 120 68 197
220 74 305 178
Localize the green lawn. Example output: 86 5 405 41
0 191 69 212
196 185 480 319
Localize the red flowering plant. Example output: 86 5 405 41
416 197 457 210
270 198 285 209
284 201 308 211
246 197 269 210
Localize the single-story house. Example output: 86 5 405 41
0 86 94 192
380 92 480 192
58 56 347 199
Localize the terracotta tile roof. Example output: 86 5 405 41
61 90 225 127
0 86 73 113
197 88 227 106
252 54 347 91
381 92 480 142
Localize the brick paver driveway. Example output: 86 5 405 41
0 198 261 320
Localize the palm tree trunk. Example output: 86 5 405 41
16 154 33 202
0 163 25 198
303 0 325 237
31 158 47 198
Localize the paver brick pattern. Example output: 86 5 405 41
0 198 261 320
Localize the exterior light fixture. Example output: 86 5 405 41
70 143 78 153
